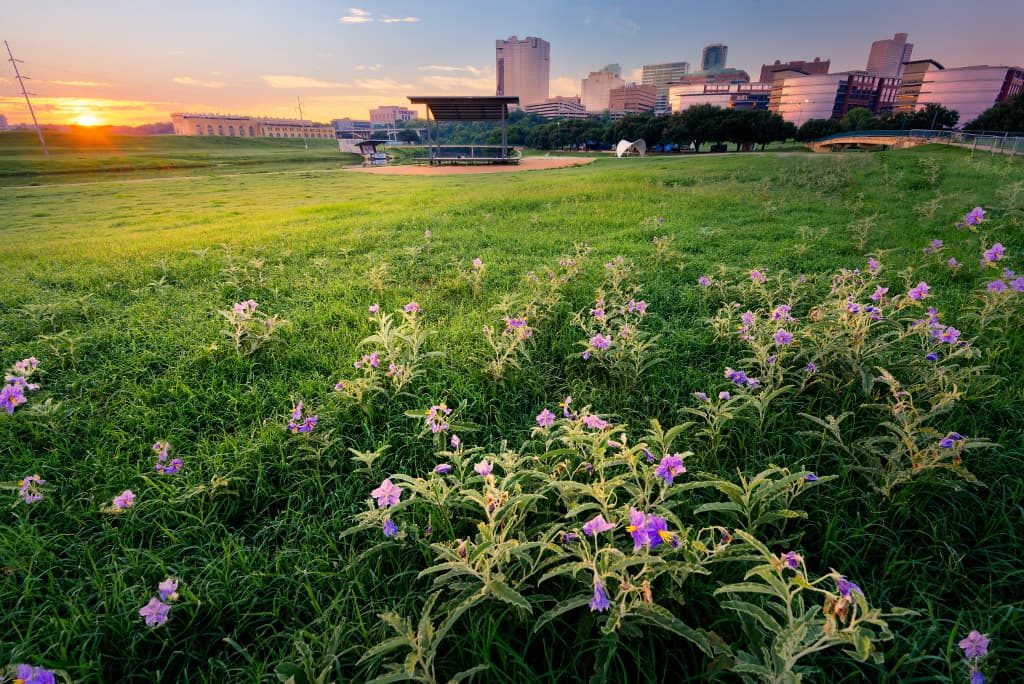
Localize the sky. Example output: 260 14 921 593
3 0 1023 126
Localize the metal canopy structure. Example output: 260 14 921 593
407 96 520 165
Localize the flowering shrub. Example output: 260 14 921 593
2 357 41 415
219 300 288 356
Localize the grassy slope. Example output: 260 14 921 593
1 145 1022 682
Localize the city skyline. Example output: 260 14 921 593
3 0 1023 126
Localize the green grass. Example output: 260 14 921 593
1 140 1023 682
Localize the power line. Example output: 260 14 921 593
5 40 48 157
297 96 308 150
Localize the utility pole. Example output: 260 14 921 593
296 96 308 150
5 40 48 157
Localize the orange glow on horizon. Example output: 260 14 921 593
75 112 104 126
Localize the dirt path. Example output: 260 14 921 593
346 156 597 175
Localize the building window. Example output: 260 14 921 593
249 126 255 136
228 125 235 136
218 125 224 136
238 127 245 137
208 125 214 135
196 125 202 135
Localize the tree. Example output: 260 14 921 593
880 103 959 131
796 118 842 141
679 104 727 151
840 107 877 132
966 93 1024 132
397 129 419 143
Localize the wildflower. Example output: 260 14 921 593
433 463 452 474
925 352 938 361
560 531 578 545
450 434 461 449
139 597 170 626
724 367 747 385
370 479 403 508
382 518 398 538
474 460 493 477
287 402 318 434
232 299 258 318
782 551 802 570
959 630 989 659
560 396 575 419
0 382 27 414
155 457 183 476
804 473 819 482
982 243 1004 264
581 414 609 430
970 669 986 684
987 280 1007 293
750 269 766 284
1003 268 1015 279
590 299 606 319
1011 277 1024 292
923 238 943 255
626 508 649 551
846 301 861 314
15 664 56 684
870 286 889 302
654 454 687 485
627 299 648 314
908 282 930 301
113 490 135 509
867 258 880 274
937 326 961 344
426 403 452 433
938 432 965 449
589 577 610 612
805 362 817 374
582 514 615 536
774 328 794 346
963 206 986 226
771 304 795 322
368 303 380 314
836 577 862 598
403 301 420 314
152 441 169 460
947 257 961 271
741 310 756 327
644 514 678 548
694 391 709 402
642 448 656 463
590 333 610 350
536 408 555 427
19 474 44 504
334 381 346 392
423 229 431 239
698 275 712 287
456 540 467 558
719 391 731 400
472 257 483 269
158 578 179 601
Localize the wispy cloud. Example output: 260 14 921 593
49 79 111 87
339 7 372 23
260 74 346 89
549 76 579 97
354 64 384 72
352 78 413 92
417 64 488 76
172 76 226 88
419 75 494 93
339 8 419 24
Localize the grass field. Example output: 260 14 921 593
1 138 1023 683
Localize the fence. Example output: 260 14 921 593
813 129 1024 156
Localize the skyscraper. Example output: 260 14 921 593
495 36 550 107
866 33 913 79
701 44 728 72
641 61 690 114
581 69 624 113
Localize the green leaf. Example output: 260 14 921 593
693 501 744 516
533 595 591 633
487 578 533 613
719 599 782 632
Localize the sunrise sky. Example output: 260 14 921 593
3 0 1023 127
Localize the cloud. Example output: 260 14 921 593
49 80 111 87
168 50 186 56
354 64 384 72
339 7 372 23
172 76 226 89
549 76 579 97
419 75 494 94
352 78 413 92
379 16 418 23
418 64 488 76
628 67 643 84
260 75 346 89
583 9 638 35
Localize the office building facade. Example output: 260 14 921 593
370 106 416 125
771 72 898 126
496 35 550 107
701 44 728 72
641 61 691 114
581 69 624 113
609 84 657 117
866 33 913 79
171 113 335 138
759 58 830 84
670 83 771 113
913 65 1024 124
524 96 588 119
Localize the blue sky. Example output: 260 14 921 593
3 0 1023 124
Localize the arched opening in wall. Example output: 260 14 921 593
228 125 235 136
218 125 224 136
208 125 214 135
249 126 255 136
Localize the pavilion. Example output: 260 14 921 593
407 96 520 165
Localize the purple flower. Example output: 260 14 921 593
1003 268 1015 279
782 551 801 570
1011 277 1024 292
158 578 179 601
938 432 964 449
433 463 452 474
970 669 986 684
232 299 258 318
627 299 647 314
718 391 731 400
472 257 483 270
698 276 712 288
741 310 756 327
987 280 1007 293
870 286 889 302
19 474 44 504
771 304 795 322
867 258 880 274
590 333 610 350
982 243 1004 263
750 269 766 284
582 514 615 536
724 367 747 385
805 362 817 374
774 328 794 346
155 458 183 476
936 326 961 344
959 630 990 659
626 507 649 551
693 391 709 402
139 597 170 626
947 257 961 270
474 460 493 477
288 403 318 433
536 408 555 427
382 518 398 538
450 434 461 449
152 440 170 460
644 514 677 548
423 229 432 239
804 473 819 482
0 382 27 414
560 531 578 545
654 454 687 486
113 490 135 509
590 299 606 319
371 478 403 508
426 403 452 433
15 664 55 684
925 352 938 361
581 414 609 430
963 207 986 226
368 303 380 314
589 577 610 612
908 282 930 301
836 577 862 598
403 301 420 314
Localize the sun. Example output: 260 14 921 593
75 112 104 126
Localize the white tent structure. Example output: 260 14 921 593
615 139 647 157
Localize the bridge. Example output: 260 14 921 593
807 129 1024 156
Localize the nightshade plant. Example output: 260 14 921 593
219 299 288 356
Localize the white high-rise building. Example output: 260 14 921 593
496 35 550 107
866 32 913 80
581 69 624 113
642 61 690 114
